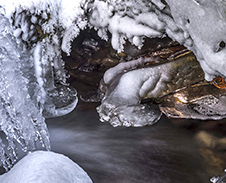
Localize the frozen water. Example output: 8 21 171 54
87 0 164 52
211 169 226 183
0 151 93 183
163 0 226 81
87 0 226 80
98 53 203 127
0 0 86 170
0 14 50 170
0 1 84 170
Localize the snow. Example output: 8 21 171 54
0 151 93 183
87 0 226 81
0 0 226 174
103 57 155 85
163 0 226 80
88 0 165 52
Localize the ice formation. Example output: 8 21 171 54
87 0 226 81
0 0 226 174
98 53 203 127
211 169 226 183
1 0 84 118
0 14 50 170
0 0 85 170
0 151 93 183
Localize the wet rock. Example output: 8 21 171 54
159 83 226 120
196 131 226 151
144 52 204 99
123 37 178 57
97 52 204 127
195 130 226 178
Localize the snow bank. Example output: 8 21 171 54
0 151 93 183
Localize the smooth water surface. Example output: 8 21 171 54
47 100 211 183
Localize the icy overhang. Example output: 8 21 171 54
165 0 226 81
88 0 226 81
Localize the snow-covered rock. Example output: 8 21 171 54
0 151 93 183
87 0 226 81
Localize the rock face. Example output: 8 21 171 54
159 83 226 120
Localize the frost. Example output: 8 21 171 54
87 0 226 80
0 0 84 170
0 15 50 170
0 151 93 183
87 0 165 52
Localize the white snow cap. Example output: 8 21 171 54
0 151 93 183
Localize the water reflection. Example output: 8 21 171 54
47 101 211 183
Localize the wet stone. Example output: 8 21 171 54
159 83 226 120
64 28 226 125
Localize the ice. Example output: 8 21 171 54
0 151 93 183
0 0 81 118
87 0 226 81
98 59 169 126
87 0 164 52
98 59 172 127
0 0 86 170
210 169 226 183
0 14 50 170
98 53 203 127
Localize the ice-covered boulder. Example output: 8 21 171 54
0 151 93 183
98 52 204 127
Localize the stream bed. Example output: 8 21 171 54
47 99 214 183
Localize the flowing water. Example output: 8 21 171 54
44 73 222 183
0 25 224 182
45 36 226 183
47 99 210 183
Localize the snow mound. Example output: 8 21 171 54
0 151 93 183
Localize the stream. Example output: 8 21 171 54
46 89 212 183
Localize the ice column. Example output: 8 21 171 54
0 14 50 170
